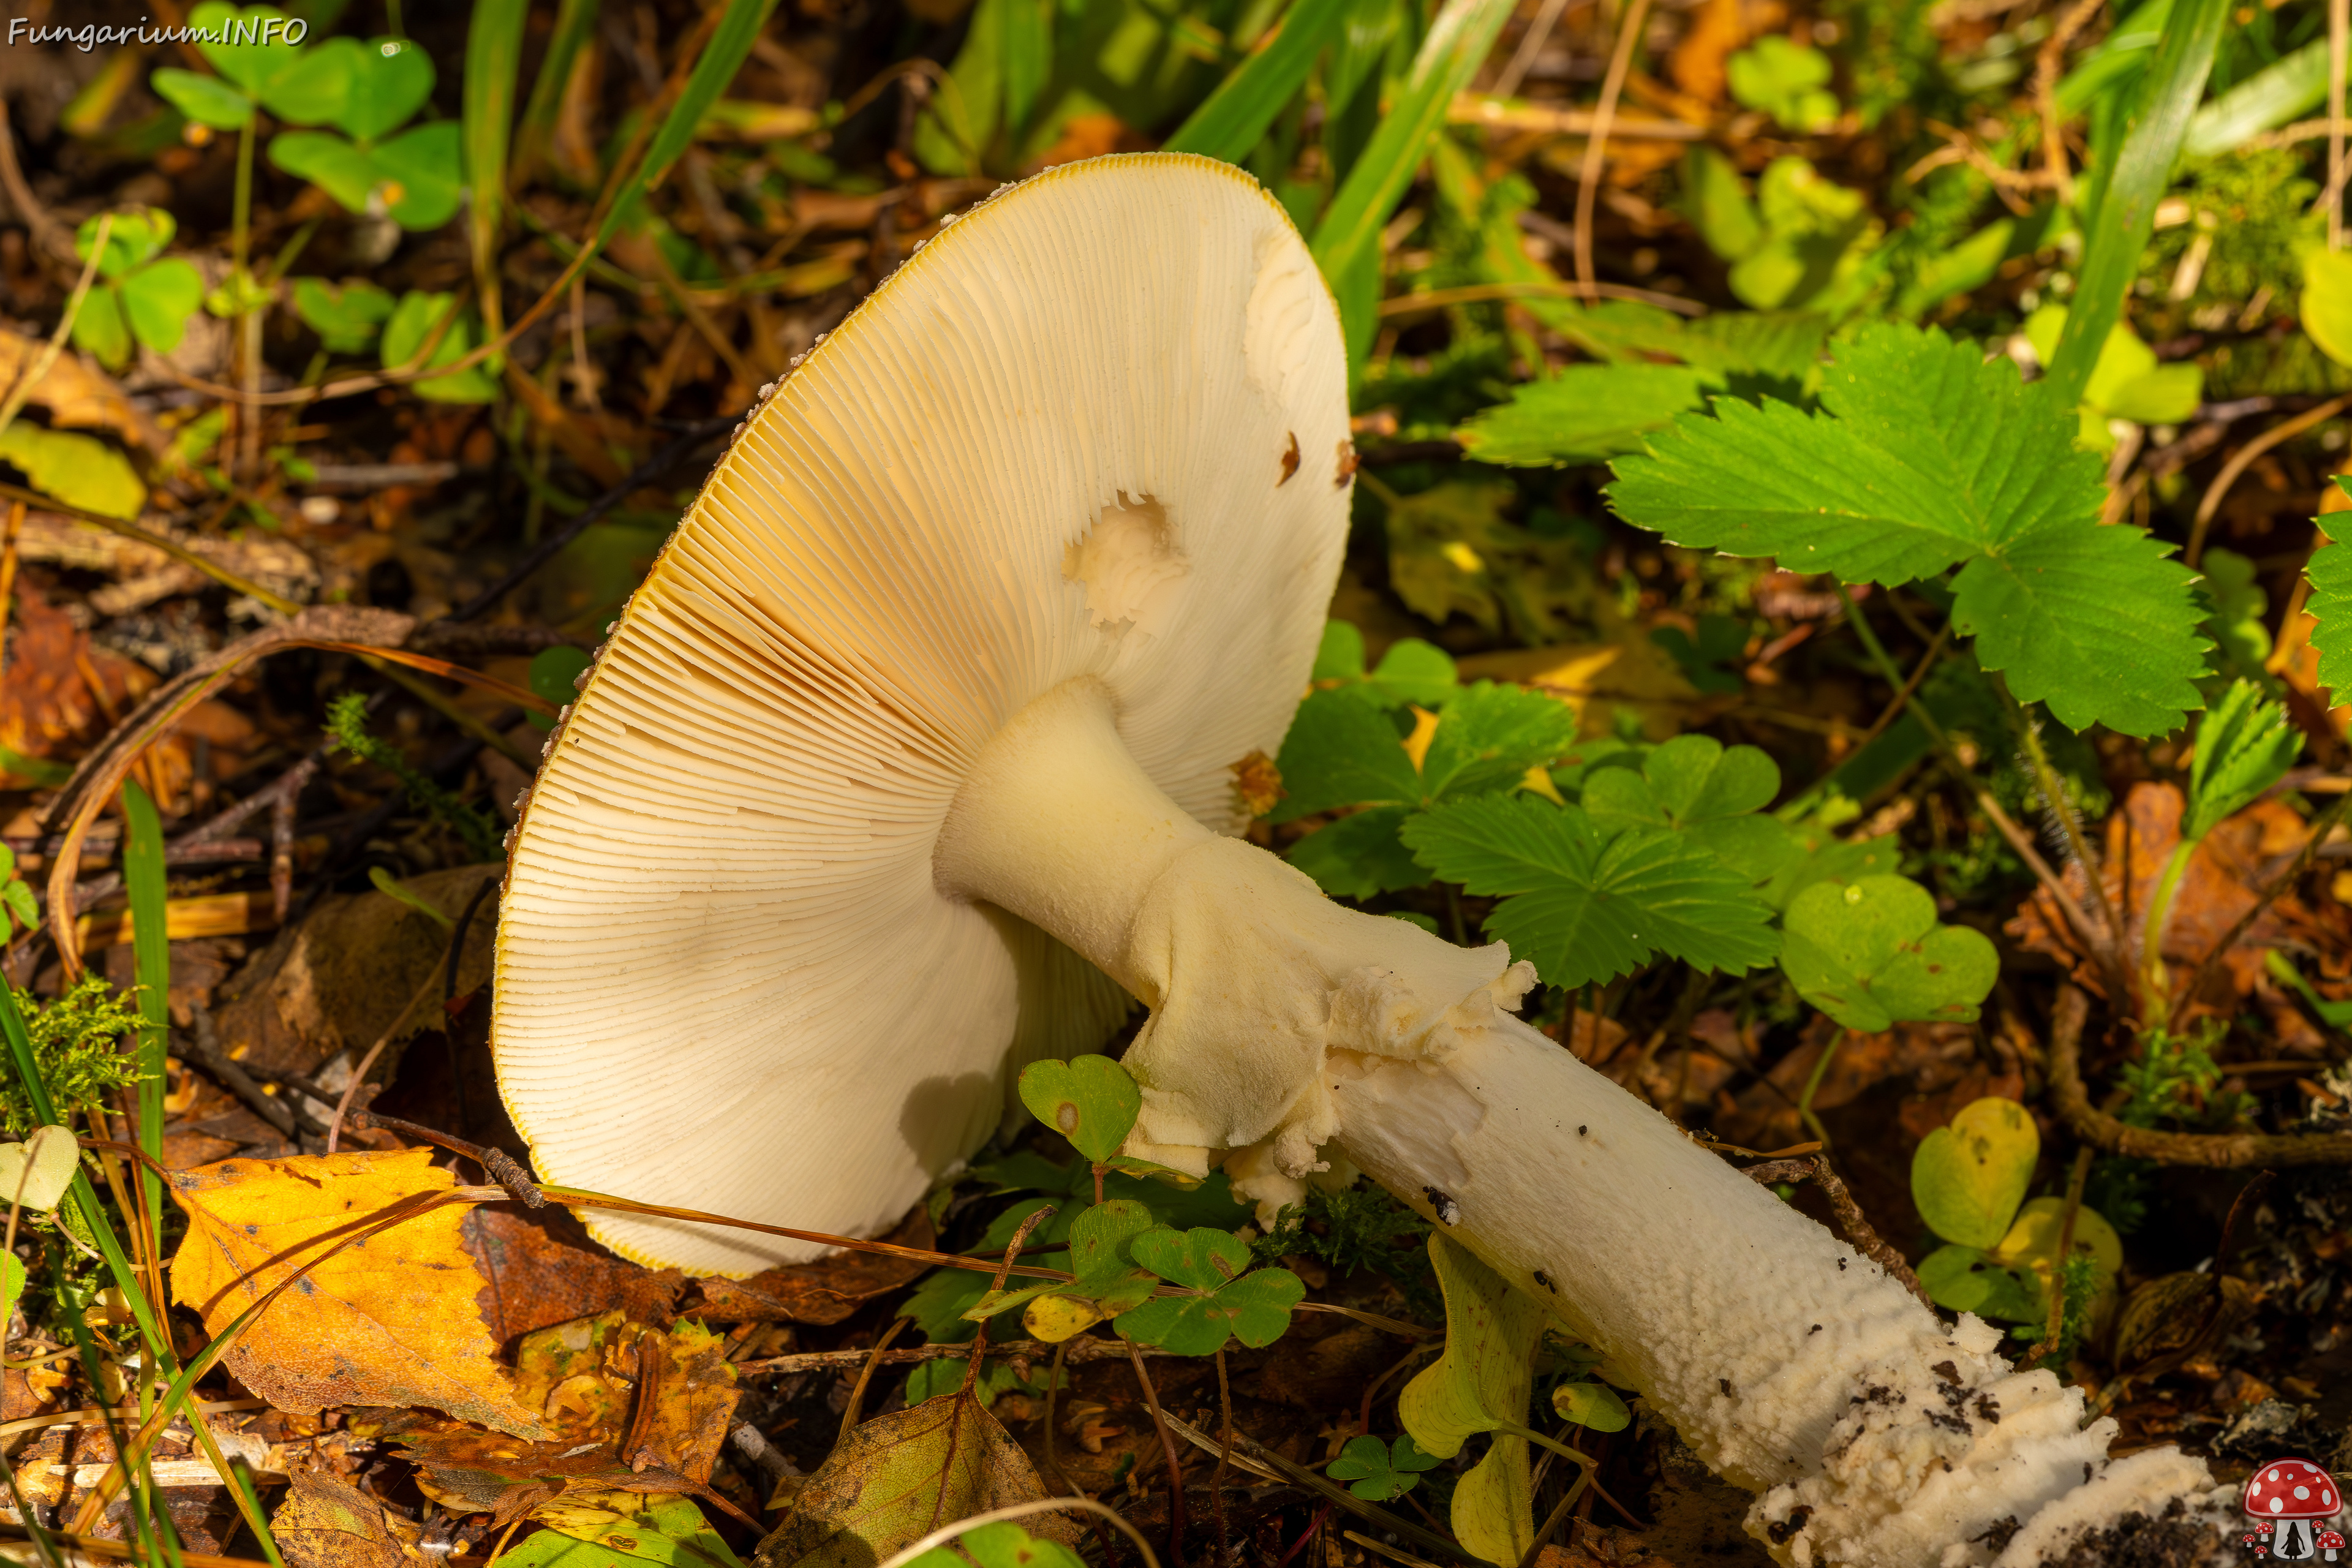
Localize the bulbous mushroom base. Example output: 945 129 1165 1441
933 674 2234 1567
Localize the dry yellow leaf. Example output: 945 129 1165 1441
169 1148 548 1438
1458 635 1708 740
270 1469 426 1568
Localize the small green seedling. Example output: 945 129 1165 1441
1725 37 1839 132
2267 950 2352 1028
1113 1226 1305 1355
1778 875 2000 1033
1550 1379 1632 1434
70 209 205 371
905 1520 1085 1568
150 3 341 131
0 845 39 936
1327 1434 1444 1501
265 36 462 230
1911 1097 2038 1250
292 277 398 354
380 292 499 403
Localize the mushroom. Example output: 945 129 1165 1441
492 154 2236 1566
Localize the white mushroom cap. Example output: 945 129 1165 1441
492 153 1353 1276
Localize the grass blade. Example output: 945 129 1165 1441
589 0 779 260
121 780 168 1259
463 0 532 339
1165 0 1355 164
1309 0 1517 363
511 0 599 189
2041 0 2230 407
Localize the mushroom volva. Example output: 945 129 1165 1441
493 154 2235 1567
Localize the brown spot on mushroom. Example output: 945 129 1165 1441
1423 1186 1460 1225
1719 1378 1733 1396
1532 1270 1556 1292
1335 439 1359 488
1279 432 1300 486
1765 1507 1812 1545
1232 750 1284 818
1932 1360 1961 1385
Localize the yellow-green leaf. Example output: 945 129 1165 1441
1910 1097 2038 1250
1398 1234 1547 1457
0 425 145 519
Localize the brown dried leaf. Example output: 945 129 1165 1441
2006 781 2340 1007
692 1206 936 1325
168 1148 548 1436
270 1471 426 1568
466 1204 687 1346
752 1391 1075 1568
0 333 166 454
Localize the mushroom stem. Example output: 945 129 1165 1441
934 676 2234 1566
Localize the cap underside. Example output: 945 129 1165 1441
493 153 1352 1276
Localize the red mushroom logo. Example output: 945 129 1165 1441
2244 1459 2344 1560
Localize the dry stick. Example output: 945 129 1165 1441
1569 0 1656 301
1041 1340 1079 1499
833 1316 913 1449
1153 1412 1477 1567
1126 1340 1191 1568
323 966 443 1153
2047 984 2352 1163
2033 1144 2095 1369
0 500 24 671
0 216 109 446
1492 0 1577 99
739 1340 1182 1375
1210 1348 1234 1568
2031 0 2103 202
1742 1156 1934 1307
1834 584 2132 998
966 1206 1055 1394
0 101 77 270
2185 394 2352 569
1853 624 1950 748
2334 0 2350 250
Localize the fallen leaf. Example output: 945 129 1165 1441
168 1148 549 1436
1457 636 1708 742
753 1390 1077 1568
2007 781 2343 1008
269 1469 426 1568
0 582 155 784
505 1491 745 1568
214 864 500 1079
692 1205 936 1325
0 332 167 454
466 1203 687 1346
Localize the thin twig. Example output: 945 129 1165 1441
2187 394 2352 569
1570 0 1657 300
0 214 109 445
1743 1156 1933 1306
0 100 76 268
1126 1340 1189 1568
834 1316 913 1449
1493 0 1575 98
2032 0 2103 202
737 1339 1182 1374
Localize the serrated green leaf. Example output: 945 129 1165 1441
2305 500 2352 702
1608 323 2206 734
2185 679 2299 841
1912 1096 2038 1250
1550 1381 1631 1433
1272 691 1423 821
1455 364 1716 467
1287 805 1427 899
1403 794 1779 989
1779 875 1999 1032
1418 682 1581 803
1018 1056 1139 1165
